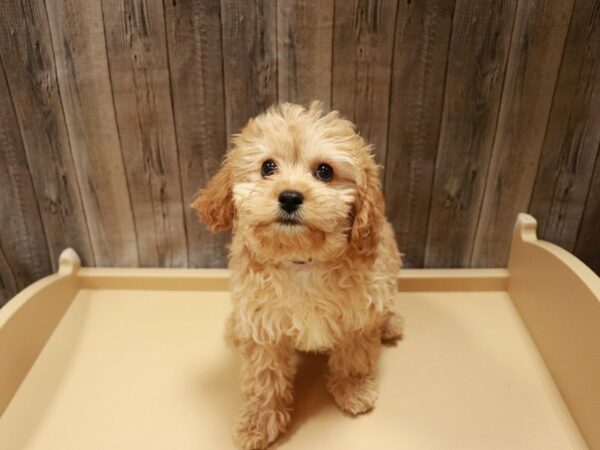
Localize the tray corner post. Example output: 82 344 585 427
507 213 538 272
513 213 538 244
58 248 81 276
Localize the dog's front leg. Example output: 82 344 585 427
234 340 296 450
326 328 381 415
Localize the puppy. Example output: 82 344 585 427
194 102 402 450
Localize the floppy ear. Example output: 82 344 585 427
349 161 385 261
192 162 234 233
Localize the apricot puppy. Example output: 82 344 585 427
194 102 402 450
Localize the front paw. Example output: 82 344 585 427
327 374 378 415
233 404 291 450
381 312 404 344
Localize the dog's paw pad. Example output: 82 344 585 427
328 375 378 415
233 407 290 450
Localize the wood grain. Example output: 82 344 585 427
277 0 334 108
471 0 574 267
425 0 518 268
529 0 600 251
384 0 455 268
164 0 229 267
0 0 94 270
0 0 599 292
45 0 138 266
0 59 52 298
0 242 17 307
221 0 277 135
101 0 187 267
575 150 600 274
332 0 398 165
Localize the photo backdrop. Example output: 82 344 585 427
1 0 599 305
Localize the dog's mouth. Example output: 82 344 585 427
276 217 302 226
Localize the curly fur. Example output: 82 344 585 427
194 102 402 449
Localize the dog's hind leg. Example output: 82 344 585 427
224 311 241 349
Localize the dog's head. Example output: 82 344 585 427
193 102 385 264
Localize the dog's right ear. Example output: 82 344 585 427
192 161 234 232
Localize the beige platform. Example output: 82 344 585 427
1 214 599 449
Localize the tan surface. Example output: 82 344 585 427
1 214 598 449
0 249 81 414
0 288 585 450
508 214 600 448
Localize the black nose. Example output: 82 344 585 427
278 190 304 214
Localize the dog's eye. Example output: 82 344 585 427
315 163 334 182
261 159 277 177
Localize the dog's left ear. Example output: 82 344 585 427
192 161 234 233
350 159 385 261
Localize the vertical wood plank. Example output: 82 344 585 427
221 0 278 135
384 0 455 268
529 0 600 251
45 0 138 266
575 152 600 274
101 0 187 267
425 0 517 268
471 0 574 267
0 243 18 307
164 0 229 267
277 0 334 108
0 0 95 269
0 59 52 298
331 0 398 165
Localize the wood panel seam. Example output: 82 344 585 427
161 0 190 267
422 0 458 264
526 0 576 216
0 238 17 299
275 0 279 103
99 0 141 265
0 53 51 277
41 0 97 266
382 0 401 188
0 46 53 267
329 0 336 110
217 0 228 148
469 0 521 266
574 141 600 248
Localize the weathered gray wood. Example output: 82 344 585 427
221 0 277 135
529 0 600 251
45 1 138 266
471 0 574 267
575 151 600 274
101 0 187 267
384 0 455 268
0 1 598 281
0 59 52 297
277 0 334 108
425 0 518 268
164 0 229 267
331 0 398 165
0 0 94 270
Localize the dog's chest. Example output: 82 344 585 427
280 264 357 352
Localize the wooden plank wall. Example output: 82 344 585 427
0 0 599 305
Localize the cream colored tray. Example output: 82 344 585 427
1 214 599 450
